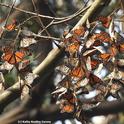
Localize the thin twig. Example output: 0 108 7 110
4 0 16 27
39 20 54 35
39 5 90 34
32 33 61 41
31 0 51 37
0 2 88 21
17 15 37 27
53 5 90 25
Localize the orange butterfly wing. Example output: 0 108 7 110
70 67 84 78
91 59 99 69
99 53 111 61
66 42 79 53
2 51 25 64
73 26 85 36
15 51 25 63
94 32 111 43
5 20 17 31
62 104 74 113
118 44 124 53
2 52 13 63
89 73 102 86
110 45 117 56
98 16 112 28
61 91 76 113
5 24 16 31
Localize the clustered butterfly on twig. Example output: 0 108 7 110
0 19 38 99
52 16 124 122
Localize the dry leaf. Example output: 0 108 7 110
86 38 95 48
108 19 116 41
86 56 91 71
20 38 37 47
94 63 103 77
56 65 71 75
93 46 105 53
0 62 14 71
83 49 96 56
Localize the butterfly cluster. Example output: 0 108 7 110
0 19 39 99
0 18 39 70
52 16 124 121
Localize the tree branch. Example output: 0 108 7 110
0 2 88 21
83 99 124 118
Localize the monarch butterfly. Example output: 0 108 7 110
92 40 102 47
60 101 74 113
70 66 85 78
4 19 17 31
98 53 111 61
73 26 85 36
57 77 72 89
60 89 77 113
91 59 100 69
118 44 124 53
98 16 112 28
94 32 111 43
63 35 80 44
61 93 76 103
110 45 118 57
66 42 80 53
89 73 102 86
2 47 27 65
